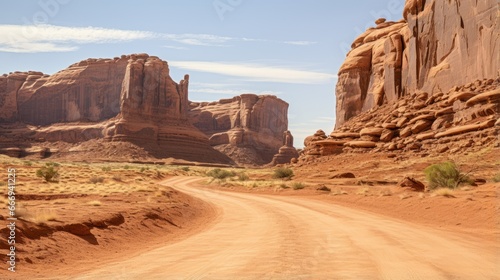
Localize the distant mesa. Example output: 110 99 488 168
189 94 296 166
0 54 296 165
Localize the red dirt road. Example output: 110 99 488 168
73 176 499 279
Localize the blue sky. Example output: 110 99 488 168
0 0 405 147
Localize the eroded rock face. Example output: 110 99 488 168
189 94 290 165
336 0 499 128
0 54 232 164
300 0 499 163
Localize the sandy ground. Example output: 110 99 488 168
72 176 499 279
0 150 498 279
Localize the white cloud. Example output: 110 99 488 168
188 82 281 97
163 34 231 46
169 61 336 84
0 24 156 53
162 45 188 50
285 41 317 46
0 24 318 53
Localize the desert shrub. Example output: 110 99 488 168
207 168 236 180
493 173 500 183
292 182 305 190
123 165 130 170
180 166 190 172
89 176 104 184
36 163 59 182
24 161 33 166
237 172 249 181
273 167 294 179
424 161 472 190
102 166 112 172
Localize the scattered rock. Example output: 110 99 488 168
399 177 425 192
330 172 356 179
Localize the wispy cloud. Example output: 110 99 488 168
0 24 156 53
162 45 188 50
162 34 232 46
0 24 318 53
188 82 281 98
285 41 317 46
170 61 336 84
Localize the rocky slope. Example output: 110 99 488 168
189 95 295 165
302 0 499 161
0 54 232 164
335 0 499 127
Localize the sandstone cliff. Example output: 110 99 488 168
189 94 293 165
0 54 232 164
301 0 499 162
336 0 499 127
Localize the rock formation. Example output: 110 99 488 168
188 94 290 165
0 54 232 164
336 0 499 128
300 0 499 162
271 130 300 165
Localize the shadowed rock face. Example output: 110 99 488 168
189 94 290 165
336 0 499 128
0 54 233 164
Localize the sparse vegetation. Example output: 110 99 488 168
123 165 130 170
180 166 190 172
398 193 412 200
237 172 249 181
331 189 348 196
279 183 290 189
24 161 33 166
356 187 370 196
207 168 236 180
273 167 294 180
102 166 112 172
87 200 102 206
432 188 455 198
292 182 306 190
36 163 60 182
493 173 500 183
89 176 105 184
424 161 472 190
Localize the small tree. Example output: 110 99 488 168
273 167 294 180
207 168 235 180
424 161 472 190
36 163 59 182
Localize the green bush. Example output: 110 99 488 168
273 167 294 179
123 165 130 170
237 172 249 181
36 163 59 182
207 168 236 180
493 173 500 183
292 182 306 190
102 166 112 172
424 161 472 190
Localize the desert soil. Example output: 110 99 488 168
71 176 499 279
0 150 498 279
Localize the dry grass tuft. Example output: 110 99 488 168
431 188 456 198
87 200 102 206
398 193 412 200
356 187 370 196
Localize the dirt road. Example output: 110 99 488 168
75 176 499 279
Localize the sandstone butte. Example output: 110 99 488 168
0 54 297 165
301 0 499 161
189 95 296 165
